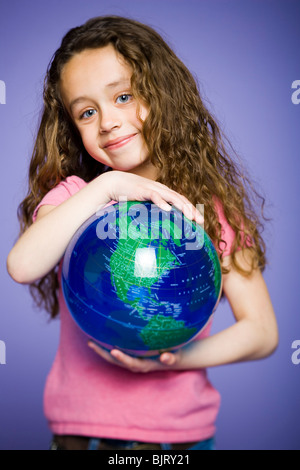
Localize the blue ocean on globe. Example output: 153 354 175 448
62 201 222 357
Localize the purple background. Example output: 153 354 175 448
1 0 299 450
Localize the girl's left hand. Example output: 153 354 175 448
87 341 181 373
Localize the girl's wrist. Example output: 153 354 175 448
95 170 120 203
88 171 115 210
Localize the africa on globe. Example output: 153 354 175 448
62 201 222 357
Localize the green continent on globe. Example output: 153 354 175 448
110 240 178 317
139 314 198 351
109 203 181 319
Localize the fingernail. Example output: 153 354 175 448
111 350 122 360
161 353 171 363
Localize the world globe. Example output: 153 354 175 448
62 201 222 357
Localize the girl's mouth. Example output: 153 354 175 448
103 133 138 150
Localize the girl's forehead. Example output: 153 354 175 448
64 45 130 73
59 45 132 103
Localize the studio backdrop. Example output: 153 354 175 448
0 0 299 450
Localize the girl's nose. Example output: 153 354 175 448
99 106 121 133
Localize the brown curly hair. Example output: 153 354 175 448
18 15 267 318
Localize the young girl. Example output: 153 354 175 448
7 16 278 451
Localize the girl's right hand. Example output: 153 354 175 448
101 171 203 225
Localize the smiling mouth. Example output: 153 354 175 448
103 133 138 150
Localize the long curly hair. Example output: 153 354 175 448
18 15 267 318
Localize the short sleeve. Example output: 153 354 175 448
213 197 253 257
32 175 87 222
213 198 236 257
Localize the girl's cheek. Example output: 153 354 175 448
79 130 95 149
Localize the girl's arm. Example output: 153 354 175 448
7 171 203 284
88 248 278 371
170 248 279 368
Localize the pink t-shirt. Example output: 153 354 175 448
33 175 236 443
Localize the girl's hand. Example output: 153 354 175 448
101 171 203 225
87 341 182 373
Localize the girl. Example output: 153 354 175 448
7 16 278 451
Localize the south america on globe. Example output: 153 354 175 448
62 201 222 357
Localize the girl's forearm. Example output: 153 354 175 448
7 173 111 284
177 318 278 369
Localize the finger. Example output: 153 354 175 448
111 349 164 373
131 181 204 226
110 349 149 372
88 341 117 364
159 352 177 366
177 196 204 225
166 196 203 226
88 343 139 372
110 349 131 363
184 203 204 225
172 196 204 225
147 190 173 212
154 188 204 225
149 189 189 215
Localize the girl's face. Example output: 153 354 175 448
60 45 156 178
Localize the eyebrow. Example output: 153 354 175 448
69 78 131 112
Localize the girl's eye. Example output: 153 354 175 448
81 109 97 119
116 94 132 104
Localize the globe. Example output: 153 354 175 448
62 201 222 357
